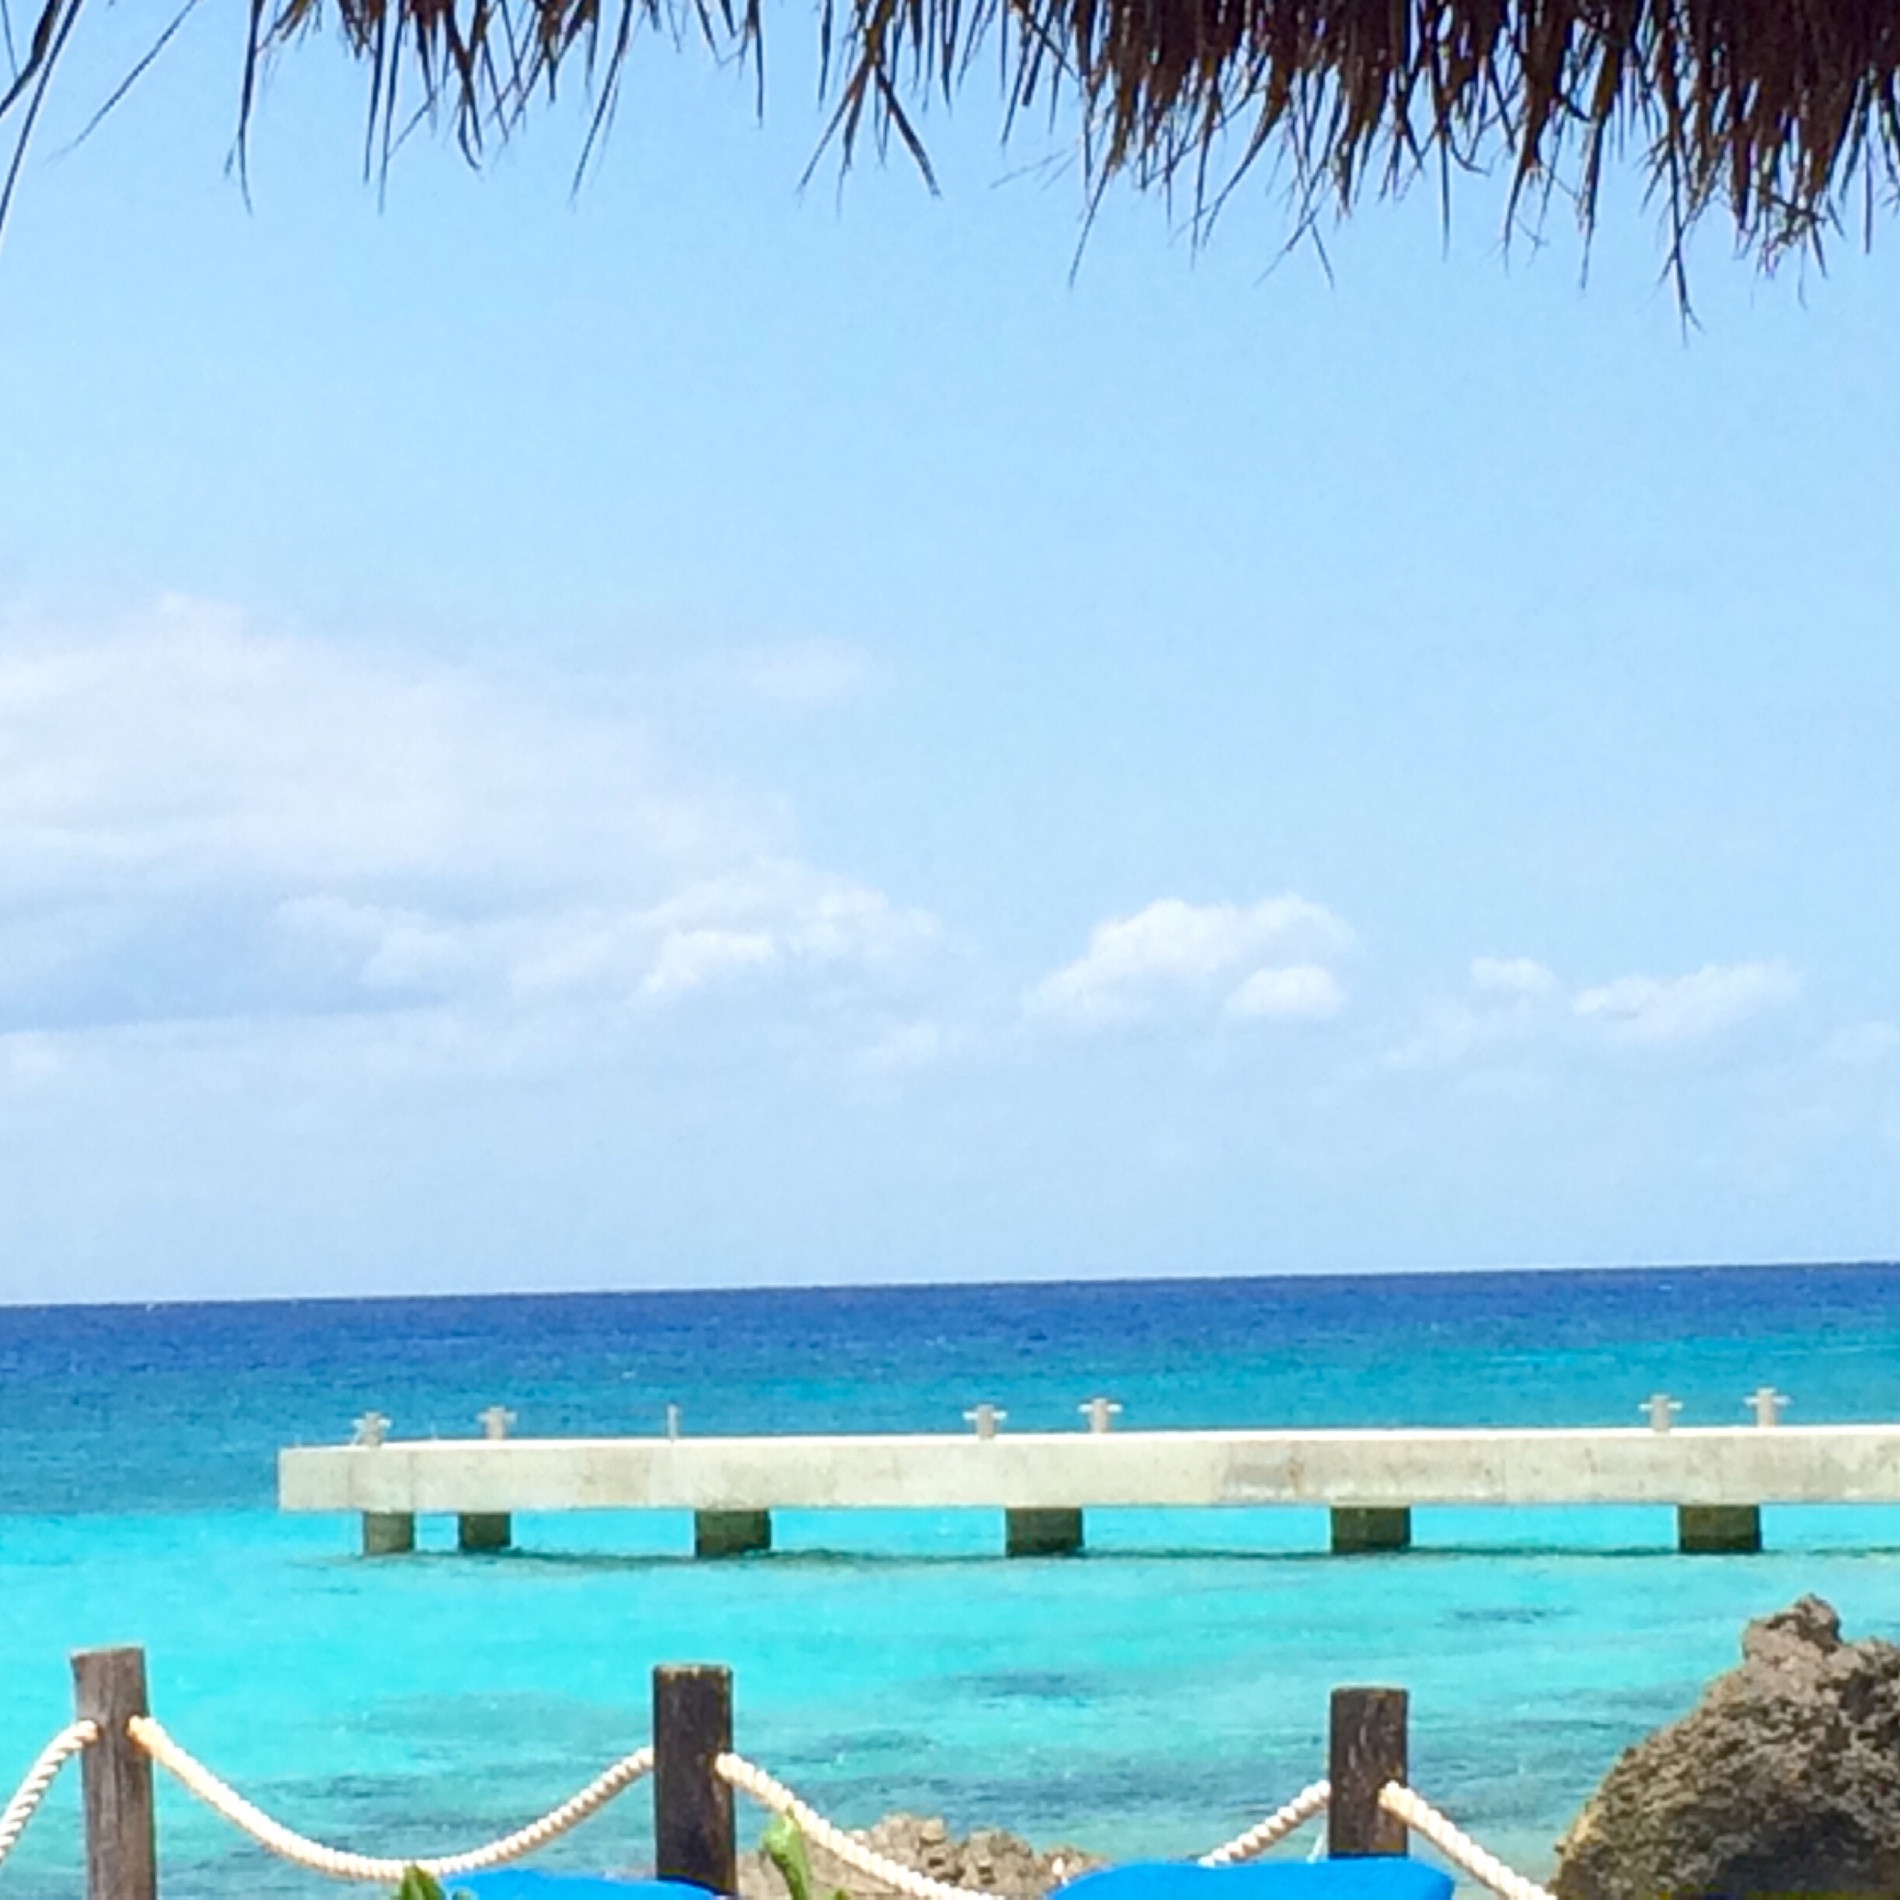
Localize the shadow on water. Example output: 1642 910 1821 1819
296 1538 1900 1574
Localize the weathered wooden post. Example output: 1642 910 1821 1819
1327 1686 1408 1857
653 1664 736 1893
71 1647 157 1900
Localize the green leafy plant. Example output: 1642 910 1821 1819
761 1814 848 1900
392 1871 445 1900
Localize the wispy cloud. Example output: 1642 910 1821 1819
717 640 873 710
1396 953 1801 1067
1389 955 1562 1068
1469 956 1559 1000
852 1018 951 1078
1572 961 1799 1045
0 603 935 1045
1225 963 1345 1021
0 1032 63 1088
1824 1020 1900 1069
1025 895 1353 1030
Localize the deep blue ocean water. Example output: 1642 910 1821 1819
2 1265 1899 1896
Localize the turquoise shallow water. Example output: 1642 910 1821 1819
1 1269 1898 1894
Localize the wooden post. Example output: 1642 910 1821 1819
71 1647 157 1900
1328 1686 1408 1857
653 1665 735 1894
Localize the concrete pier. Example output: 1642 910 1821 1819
281 1422 1900 1557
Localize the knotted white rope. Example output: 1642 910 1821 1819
1378 1784 1554 1900
1196 1780 1331 1866
30 1705 1547 1900
718 1752 1016 1900
127 1716 653 1883
0 1720 97 1869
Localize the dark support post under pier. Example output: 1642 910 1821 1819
361 1512 415 1556
1005 1507 1084 1557
1677 1504 1762 1554
1328 1686 1408 1858
458 1513 512 1552
653 1664 736 1895
693 1510 771 1559
1330 1507 1412 1555
72 1647 157 1900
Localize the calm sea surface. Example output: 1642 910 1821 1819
3 1266 1899 1894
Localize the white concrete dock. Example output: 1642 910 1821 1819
277 1419 1900 1556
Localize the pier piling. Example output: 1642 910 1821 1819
1677 1504 1762 1553
458 1513 512 1552
71 1647 156 1900
653 1665 736 1894
1329 1508 1411 1555
361 1511 415 1556
694 1510 771 1559
1327 1686 1407 1858
1005 1507 1084 1556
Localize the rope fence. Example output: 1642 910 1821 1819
1376 1785 1557 1900
0 1721 96 1871
2 1655 1558 1900
717 1754 1013 1900
128 1717 653 1884
1195 1780 1330 1866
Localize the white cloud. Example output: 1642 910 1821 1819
1396 953 1805 1067
1389 954 1562 1069
0 603 936 1046
1572 961 1800 1045
853 1019 949 1077
0 1033 63 1089
636 867 933 1001
642 928 778 998
1470 956 1558 999
279 896 480 995
0 598 731 903
1824 1020 1900 1069
1225 963 1345 1021
1026 896 1352 1029
719 640 872 709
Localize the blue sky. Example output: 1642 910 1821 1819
0 14 1896 1299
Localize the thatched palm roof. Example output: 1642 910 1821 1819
5 0 1899 286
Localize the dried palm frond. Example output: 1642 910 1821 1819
5 0 1900 290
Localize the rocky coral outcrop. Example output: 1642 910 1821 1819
736 1812 1100 1900
1553 1595 1900 1899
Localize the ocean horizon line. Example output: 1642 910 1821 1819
4 1254 1899 1317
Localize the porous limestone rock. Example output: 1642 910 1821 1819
1553 1595 1900 1899
738 1811 1099 1900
